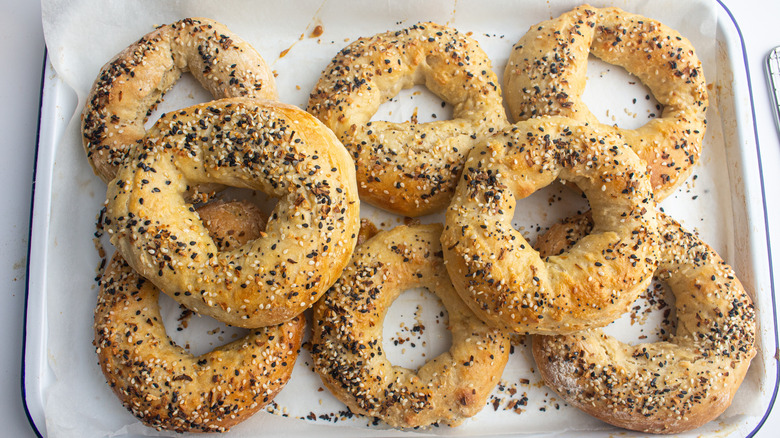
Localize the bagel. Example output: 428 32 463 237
307 22 507 217
504 5 708 200
312 224 510 428
105 97 360 328
441 117 658 335
82 17 278 184
94 200 305 433
532 212 756 434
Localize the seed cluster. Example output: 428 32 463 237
307 22 508 216
503 5 708 200
82 17 277 183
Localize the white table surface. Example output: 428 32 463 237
3 0 779 436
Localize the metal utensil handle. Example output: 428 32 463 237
767 47 780 134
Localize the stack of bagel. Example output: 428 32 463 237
82 5 756 435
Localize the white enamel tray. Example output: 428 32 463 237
24 0 778 436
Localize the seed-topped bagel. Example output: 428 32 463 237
441 116 658 335
504 5 708 200
532 211 756 434
105 98 360 328
312 224 510 427
94 200 304 432
82 17 277 184
308 22 507 216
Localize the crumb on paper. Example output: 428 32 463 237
309 24 324 38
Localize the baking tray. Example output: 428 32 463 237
24 0 778 436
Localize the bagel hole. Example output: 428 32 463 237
370 85 454 124
601 277 678 345
158 291 251 357
513 182 588 245
213 188 279 217
382 287 452 371
143 73 213 130
582 55 662 131
196 189 280 242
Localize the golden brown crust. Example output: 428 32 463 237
504 5 708 200
533 212 756 434
82 17 277 184
308 22 507 216
312 224 510 428
441 116 658 335
105 98 360 328
94 201 304 432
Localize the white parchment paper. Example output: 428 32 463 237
37 0 765 437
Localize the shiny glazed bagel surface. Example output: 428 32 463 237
105 98 360 328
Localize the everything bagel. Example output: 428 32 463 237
312 224 510 427
105 98 360 328
504 5 708 200
308 22 507 216
441 117 658 335
82 17 278 184
532 212 756 434
94 200 304 432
